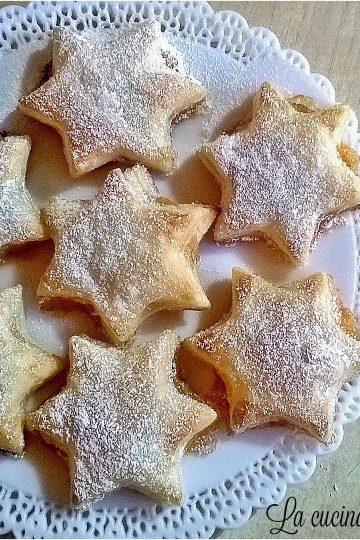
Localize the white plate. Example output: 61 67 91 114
0 2 360 538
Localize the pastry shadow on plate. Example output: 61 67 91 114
25 121 116 203
1 240 54 293
198 278 232 330
1 44 52 132
217 237 297 284
162 152 221 208
228 236 297 284
136 308 186 340
208 94 254 139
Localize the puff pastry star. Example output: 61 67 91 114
0 285 63 454
0 135 44 255
200 82 360 265
38 165 215 344
27 331 216 505
19 22 206 176
184 269 360 442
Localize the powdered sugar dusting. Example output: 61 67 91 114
20 22 206 175
199 83 360 265
38 165 215 344
188 272 360 442
27 331 216 505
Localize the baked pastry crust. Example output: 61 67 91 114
27 331 216 505
19 22 206 176
0 135 44 255
199 82 360 265
0 285 63 454
37 165 216 344
184 269 360 442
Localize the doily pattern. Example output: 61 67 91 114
0 0 336 100
0 2 360 538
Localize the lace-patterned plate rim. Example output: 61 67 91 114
0 1 360 539
0 0 336 97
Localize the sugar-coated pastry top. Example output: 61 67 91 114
200 82 360 265
27 331 216 505
185 269 360 442
20 22 206 176
38 165 216 344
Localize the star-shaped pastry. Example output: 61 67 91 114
37 165 215 344
199 82 360 265
27 331 216 505
184 269 360 442
0 285 63 454
0 135 44 255
19 22 206 176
